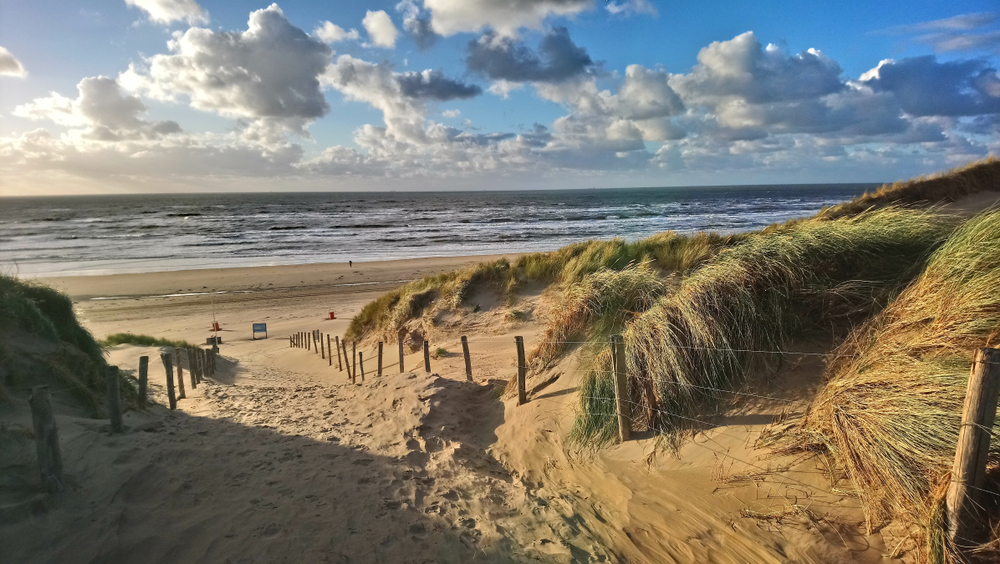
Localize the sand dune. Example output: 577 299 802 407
1 255 904 563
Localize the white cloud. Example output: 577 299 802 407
124 0 208 25
14 76 181 140
606 0 658 17
442 109 461 117
363 10 399 48
0 46 26 77
422 0 593 38
120 4 331 140
315 21 359 43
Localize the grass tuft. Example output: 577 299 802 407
573 207 959 446
101 333 193 349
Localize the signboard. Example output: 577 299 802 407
252 323 267 339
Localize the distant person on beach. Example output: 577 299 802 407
349 260 353 268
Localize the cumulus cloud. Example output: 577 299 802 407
860 56 1000 116
363 10 399 48
467 27 593 84
397 70 482 100
423 0 592 37
120 4 331 139
315 21 359 43
14 76 182 140
124 0 208 25
396 0 438 50
669 32 844 105
606 0 657 17
442 109 461 117
0 46 26 77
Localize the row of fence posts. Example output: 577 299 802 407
27 345 219 493
290 329 475 384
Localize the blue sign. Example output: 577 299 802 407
253 323 266 332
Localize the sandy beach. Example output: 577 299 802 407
0 250 908 564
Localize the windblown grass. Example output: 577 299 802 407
347 232 741 342
781 210 1000 559
572 207 959 447
818 157 999 220
531 261 669 368
101 333 193 349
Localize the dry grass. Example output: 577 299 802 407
817 157 999 220
778 210 1000 561
573 207 959 447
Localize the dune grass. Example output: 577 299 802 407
346 231 742 343
571 207 959 447
817 157 999 220
0 275 120 412
775 210 1000 560
101 333 193 349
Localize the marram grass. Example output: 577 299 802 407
786 209 1000 560
573 207 959 446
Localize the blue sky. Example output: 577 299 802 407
0 0 998 194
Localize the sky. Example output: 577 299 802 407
0 0 998 195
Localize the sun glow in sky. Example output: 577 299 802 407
0 0 998 195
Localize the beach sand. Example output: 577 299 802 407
2 253 905 563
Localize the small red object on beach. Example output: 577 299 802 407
212 322 221 331
329 311 336 320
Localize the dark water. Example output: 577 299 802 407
0 185 875 276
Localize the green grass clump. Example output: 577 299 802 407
0 275 118 413
101 333 193 349
784 210 1000 559
532 261 669 368
573 207 958 446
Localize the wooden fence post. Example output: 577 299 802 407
161 353 177 410
398 330 405 373
378 342 383 377
515 336 527 405
307 332 311 351
611 335 631 442
314 331 319 354
352 342 357 384
359 352 366 382
194 348 203 384
29 386 63 493
187 349 197 390
462 336 472 382
328 335 333 367
342 339 350 380
424 340 431 373
947 347 1000 547
106 366 124 434
321 332 326 360
336 335 343 371
138 356 149 409
209 349 216 377
174 348 186 400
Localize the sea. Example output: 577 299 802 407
0 184 876 277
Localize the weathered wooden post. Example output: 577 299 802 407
336 335 343 371
193 348 203 384
209 349 216 377
461 336 472 382
29 386 64 493
398 330 405 373
186 349 197 390
174 348 186 400
327 335 333 367
378 342 383 378
515 336 527 405
359 352 366 382
423 340 431 373
313 331 319 354
106 366 124 434
289 335 293 348
320 332 326 360
611 335 631 442
352 342 357 384
341 339 350 379
307 332 311 351
947 348 1000 547
138 356 149 409
161 353 177 410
